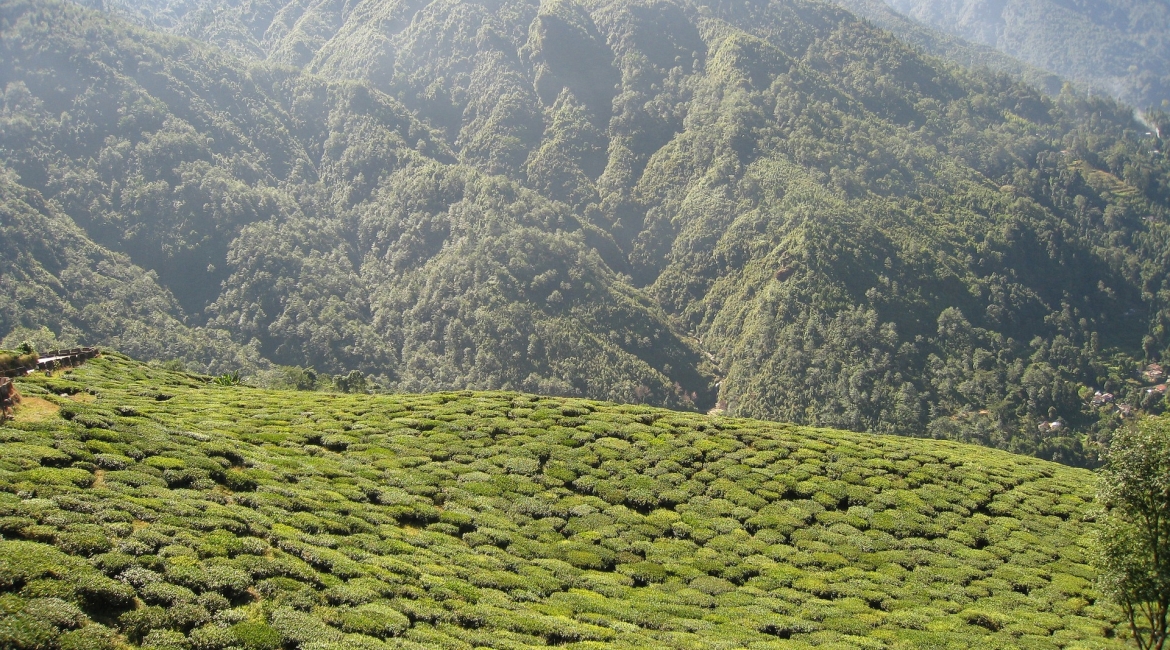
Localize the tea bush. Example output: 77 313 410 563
0 354 1129 647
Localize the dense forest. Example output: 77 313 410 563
876 0 1170 111
3 0 1170 466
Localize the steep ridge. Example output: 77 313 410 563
0 0 711 408
877 0 1170 110
826 0 1063 95
3 0 1170 465
0 354 1126 648
0 169 255 372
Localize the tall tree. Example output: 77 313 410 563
1098 417 1170 649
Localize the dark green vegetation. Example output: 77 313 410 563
878 0 1170 111
3 0 1170 466
1096 418 1170 650
0 354 1132 648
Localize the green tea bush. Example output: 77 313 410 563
141 629 190 650
228 622 280 650
187 625 233 650
0 357 1131 648
335 603 410 637
56 624 115 650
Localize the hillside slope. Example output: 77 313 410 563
878 0 1170 110
0 0 711 407
0 354 1126 648
4 0 1170 465
826 0 1063 94
0 168 266 374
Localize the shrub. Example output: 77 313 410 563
269 607 343 646
223 470 258 492
141 581 197 606
188 624 234 650
119 607 168 642
57 624 116 650
325 583 380 606
617 561 667 585
336 603 411 637
56 530 113 557
203 564 253 596
72 573 135 609
141 629 190 650
197 592 231 613
167 603 211 632
690 575 736 595
0 355 1133 649
229 622 281 650
23 597 86 629
0 612 56 650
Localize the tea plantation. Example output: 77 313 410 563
0 354 1125 649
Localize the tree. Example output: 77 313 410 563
334 370 369 394
1098 417 1170 649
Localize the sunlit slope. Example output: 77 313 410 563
0 354 1122 649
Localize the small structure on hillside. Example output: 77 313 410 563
1117 403 1135 418
0 347 100 378
1091 391 1115 407
1148 384 1168 397
1143 363 1165 383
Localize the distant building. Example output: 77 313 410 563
1143 363 1165 383
1091 391 1115 407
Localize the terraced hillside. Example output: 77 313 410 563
0 353 1124 648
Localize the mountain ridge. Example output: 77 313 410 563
874 0 1170 110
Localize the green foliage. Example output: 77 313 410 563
0 351 37 373
228 622 280 650
3 0 1170 470
0 354 1131 648
333 371 370 395
1097 416 1170 649
211 372 240 387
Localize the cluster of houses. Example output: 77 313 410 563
1143 362 1164 383
1086 389 1131 419
1080 363 1166 422
1090 391 1115 407
1143 363 1167 398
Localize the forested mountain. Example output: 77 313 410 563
826 0 1064 95
872 0 1170 111
3 0 1170 466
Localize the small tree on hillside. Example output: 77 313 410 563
1098 417 1170 649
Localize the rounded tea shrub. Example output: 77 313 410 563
57 625 116 650
229 622 281 650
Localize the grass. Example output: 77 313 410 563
12 397 60 423
0 352 1127 648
